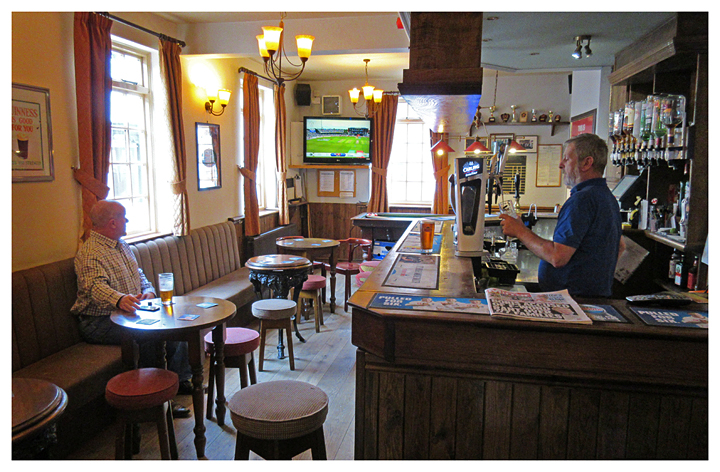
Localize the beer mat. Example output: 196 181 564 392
579 304 630 323
196 302 218 308
135 319 159 325
369 293 489 315
382 254 440 289
397 233 442 254
629 306 708 329
178 314 200 321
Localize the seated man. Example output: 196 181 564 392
71 199 192 417
500 133 624 298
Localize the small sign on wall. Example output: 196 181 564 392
317 169 356 197
570 109 596 137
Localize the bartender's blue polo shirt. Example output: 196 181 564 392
538 177 622 297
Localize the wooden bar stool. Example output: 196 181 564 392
228 380 329 460
204 327 260 421
298 275 326 333
105 367 179 460
252 299 297 371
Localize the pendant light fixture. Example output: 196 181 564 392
349 59 383 118
256 13 315 85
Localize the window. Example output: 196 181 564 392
387 100 433 205
108 41 155 236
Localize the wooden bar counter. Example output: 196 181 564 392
349 219 707 460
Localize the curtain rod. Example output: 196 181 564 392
238 67 276 85
97 12 186 48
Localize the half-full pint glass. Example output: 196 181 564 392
420 219 434 252
158 273 174 305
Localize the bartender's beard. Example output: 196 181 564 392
563 167 581 188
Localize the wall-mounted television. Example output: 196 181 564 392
303 116 372 165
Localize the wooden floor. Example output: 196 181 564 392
66 278 358 460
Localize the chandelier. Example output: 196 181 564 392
256 13 315 85
348 59 383 118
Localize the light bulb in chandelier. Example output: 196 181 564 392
256 14 315 85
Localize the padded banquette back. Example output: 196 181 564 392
130 221 241 295
12 258 81 372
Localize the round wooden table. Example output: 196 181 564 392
246 254 312 355
111 296 236 459
276 237 340 313
12 378 68 459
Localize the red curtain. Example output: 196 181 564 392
430 131 451 214
159 39 190 236
73 12 112 241
367 93 399 213
240 74 261 236
274 83 289 225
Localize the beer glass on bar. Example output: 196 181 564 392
420 219 434 253
158 273 174 305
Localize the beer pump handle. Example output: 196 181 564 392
514 173 521 200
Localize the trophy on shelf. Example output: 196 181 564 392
510 105 518 123
548 110 554 122
488 105 497 123
531 109 538 122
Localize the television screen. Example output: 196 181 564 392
303 116 372 164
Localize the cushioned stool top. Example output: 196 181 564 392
355 271 371 286
360 260 381 272
302 275 326 291
251 298 297 320
105 367 178 411
229 380 328 440
204 327 260 357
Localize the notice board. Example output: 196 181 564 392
317 169 356 198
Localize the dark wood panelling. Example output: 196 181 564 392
482 380 512 459
567 388 600 459
626 393 661 459
377 373 404 460
538 386 569 459
509 383 540 459
455 379 484 459
309 202 367 242
656 395 692 459
403 375 431 459
596 390 630 459
687 397 708 459
428 376 457 460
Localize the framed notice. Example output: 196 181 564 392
317 169 356 198
570 109 596 137
536 144 562 187
12 83 54 182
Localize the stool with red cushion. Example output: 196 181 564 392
355 271 372 287
359 260 381 272
298 275 326 333
204 327 260 421
324 238 371 312
105 367 179 460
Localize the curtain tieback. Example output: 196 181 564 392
434 164 451 180
371 166 387 178
276 171 287 182
72 168 110 199
239 166 256 181
171 179 187 194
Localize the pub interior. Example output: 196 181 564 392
10 9 709 461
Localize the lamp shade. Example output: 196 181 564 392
373 89 383 103
362 84 375 101
348 88 361 104
508 140 525 153
256 35 270 58
465 140 490 154
295 35 315 59
261 26 283 53
217 89 231 106
431 140 455 156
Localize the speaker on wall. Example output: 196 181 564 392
295 84 311 106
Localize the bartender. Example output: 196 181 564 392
499 133 624 297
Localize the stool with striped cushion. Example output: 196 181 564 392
229 380 329 460
360 260 381 272
204 328 260 421
355 270 372 287
252 299 297 371
298 275 326 333
105 367 179 460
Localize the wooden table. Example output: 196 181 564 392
276 237 340 313
12 378 68 459
246 254 312 354
111 296 236 459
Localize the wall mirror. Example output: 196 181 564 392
196 122 221 190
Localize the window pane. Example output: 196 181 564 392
132 164 147 196
111 129 128 163
125 94 144 130
129 130 143 162
388 181 406 203
393 124 407 144
407 163 423 182
112 165 131 198
111 91 128 128
125 197 151 234
111 50 143 86
407 181 422 200
407 123 424 142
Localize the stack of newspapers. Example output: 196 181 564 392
484 288 592 324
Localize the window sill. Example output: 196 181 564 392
124 231 173 245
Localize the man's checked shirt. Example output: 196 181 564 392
71 231 154 317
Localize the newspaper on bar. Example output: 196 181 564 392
484 288 592 324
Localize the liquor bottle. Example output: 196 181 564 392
674 255 684 286
686 255 699 290
668 249 680 280
651 95 667 151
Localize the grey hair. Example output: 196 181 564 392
565 133 608 174
90 200 125 228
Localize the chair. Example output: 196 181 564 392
204 328 260 421
298 275 326 333
252 299 297 371
325 238 371 312
228 380 329 460
105 367 179 460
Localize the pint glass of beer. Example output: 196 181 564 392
420 219 434 253
158 273 174 305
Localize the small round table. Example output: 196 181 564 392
276 237 340 313
246 254 312 356
12 378 68 459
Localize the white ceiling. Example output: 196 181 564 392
155 11 676 80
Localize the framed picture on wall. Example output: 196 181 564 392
490 133 514 143
515 135 538 153
12 83 54 182
464 137 489 152
570 109 596 137
196 122 222 190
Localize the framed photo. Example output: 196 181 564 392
490 133 514 143
12 83 54 182
570 108 596 137
196 122 222 190
464 137 489 152
515 135 538 153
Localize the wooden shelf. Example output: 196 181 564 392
289 164 370 170
483 121 570 136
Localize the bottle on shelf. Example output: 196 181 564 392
669 249 680 280
687 255 699 290
674 254 684 287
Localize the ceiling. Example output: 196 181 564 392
156 11 676 80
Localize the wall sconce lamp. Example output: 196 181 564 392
431 140 455 157
571 35 592 60
205 89 231 116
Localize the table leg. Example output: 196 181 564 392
329 249 337 314
187 334 206 458
277 329 286 359
212 325 227 427
291 282 306 343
